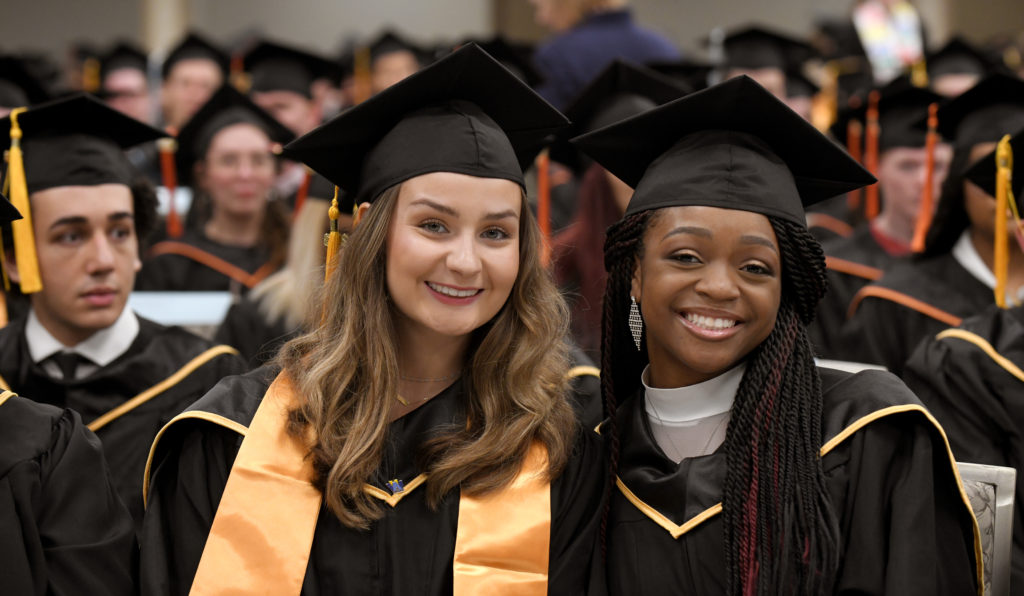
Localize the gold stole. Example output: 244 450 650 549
189 372 551 595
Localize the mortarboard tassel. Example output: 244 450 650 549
81 57 101 93
158 136 184 238
6 108 42 293
230 54 251 94
323 186 343 284
863 90 881 220
911 103 940 252
910 59 929 88
536 149 551 267
292 167 313 222
353 46 373 105
994 134 1013 308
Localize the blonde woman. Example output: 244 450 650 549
140 44 605 595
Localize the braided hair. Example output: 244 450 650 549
600 210 839 596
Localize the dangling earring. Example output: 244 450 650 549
629 296 643 351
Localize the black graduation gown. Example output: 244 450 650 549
0 315 249 526
134 229 275 293
903 304 1024 591
809 225 901 360
140 367 607 595
213 296 297 368
0 395 136 596
605 367 979 595
842 252 992 375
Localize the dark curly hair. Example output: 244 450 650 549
600 209 839 596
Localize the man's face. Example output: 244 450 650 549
877 143 953 241
251 89 320 136
160 58 223 130
104 68 153 124
8 184 140 346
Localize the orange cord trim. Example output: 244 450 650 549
806 212 854 238
148 241 275 289
847 285 963 326
825 255 883 281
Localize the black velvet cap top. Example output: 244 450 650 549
282 43 568 204
934 74 1024 146
717 26 816 71
0 93 165 193
458 37 543 87
161 33 230 80
244 41 339 98
0 192 21 224
571 75 876 225
927 37 994 79
551 59 689 171
963 126 1024 198
831 77 945 150
100 42 148 79
0 56 50 108
174 84 295 186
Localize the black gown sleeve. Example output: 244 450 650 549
828 411 978 596
0 406 136 596
548 427 608 595
139 421 241 596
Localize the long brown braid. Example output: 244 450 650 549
600 212 839 595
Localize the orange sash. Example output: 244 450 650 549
188 372 551 595
847 285 963 326
148 241 275 289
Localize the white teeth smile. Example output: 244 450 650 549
685 313 738 330
427 282 480 298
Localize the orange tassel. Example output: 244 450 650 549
846 119 863 212
158 137 183 238
995 135 1013 308
536 150 551 267
863 90 881 220
353 47 372 105
911 103 940 252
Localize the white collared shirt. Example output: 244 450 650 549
26 308 140 380
641 362 746 463
951 230 1024 304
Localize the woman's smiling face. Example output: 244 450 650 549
632 205 782 388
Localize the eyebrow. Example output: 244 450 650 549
410 199 519 221
740 235 778 253
662 226 712 241
48 211 133 230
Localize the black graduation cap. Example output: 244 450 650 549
0 192 21 225
0 56 50 108
368 30 426 65
551 59 690 171
933 73 1024 146
100 42 148 80
831 77 944 150
786 69 820 99
458 37 543 87
646 59 713 91
716 26 817 71
283 43 568 204
927 37 994 79
244 40 340 98
161 32 230 80
963 126 1024 198
571 75 875 225
174 84 295 186
0 93 166 193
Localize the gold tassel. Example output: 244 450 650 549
323 186 343 284
910 59 929 88
994 135 1012 308
7 108 42 293
82 57 101 93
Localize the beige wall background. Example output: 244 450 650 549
0 0 1020 61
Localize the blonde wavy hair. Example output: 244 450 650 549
277 182 577 529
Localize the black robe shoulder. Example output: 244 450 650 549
0 315 249 525
135 230 275 293
213 295 297 369
605 366 980 595
0 394 136 596
141 367 608 595
842 252 992 374
904 303 1024 591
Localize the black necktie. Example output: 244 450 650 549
50 352 83 381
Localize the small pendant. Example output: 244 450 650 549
386 478 405 494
